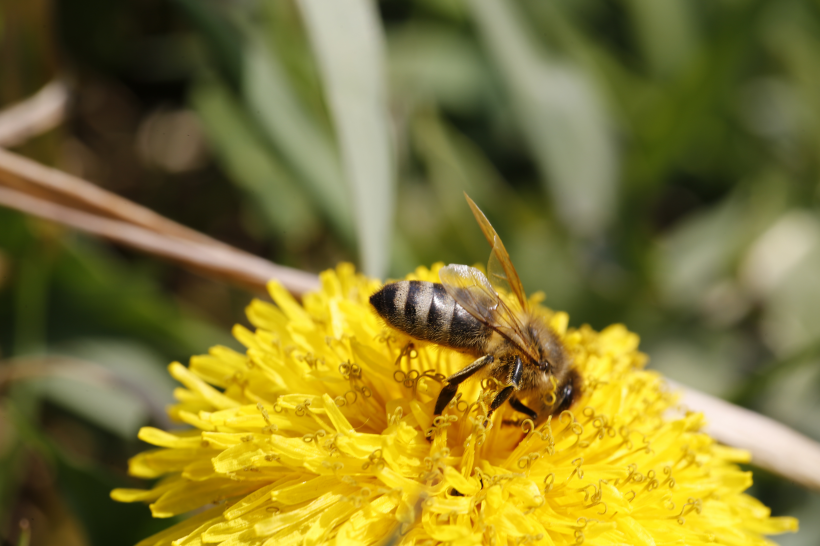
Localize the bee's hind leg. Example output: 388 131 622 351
434 355 494 415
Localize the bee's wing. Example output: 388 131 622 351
439 264 540 363
464 193 528 310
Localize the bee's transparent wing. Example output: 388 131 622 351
487 248 513 299
439 264 539 363
464 193 528 310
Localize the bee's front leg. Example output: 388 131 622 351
434 355 494 415
509 397 538 421
489 355 523 415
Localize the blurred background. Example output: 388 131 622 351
1 0 820 544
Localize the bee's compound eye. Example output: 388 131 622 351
554 379 575 412
561 380 573 400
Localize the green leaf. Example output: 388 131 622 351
172 0 243 85
470 0 617 238
623 0 767 190
764 12 820 160
388 24 490 113
298 0 396 278
29 339 178 438
622 0 698 77
241 28 355 246
742 212 820 356
521 0 656 123
5 401 179 546
653 179 787 311
410 111 511 257
54 238 235 359
191 77 320 247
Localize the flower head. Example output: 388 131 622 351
113 264 797 545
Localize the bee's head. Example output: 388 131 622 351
529 323 567 375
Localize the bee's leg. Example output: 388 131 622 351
510 355 523 387
434 355 494 415
509 397 538 421
489 386 515 413
489 355 524 415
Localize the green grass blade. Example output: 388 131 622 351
622 0 697 77
191 77 320 246
242 30 355 245
387 24 490 113
470 0 617 239
298 0 395 278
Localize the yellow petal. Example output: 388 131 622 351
168 363 240 411
138 427 203 449
150 479 257 518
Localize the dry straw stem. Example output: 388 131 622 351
0 145 231 249
0 183 319 297
0 80 70 148
670 380 820 491
1 88 819 492
0 94 318 295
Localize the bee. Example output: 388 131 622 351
370 193 580 423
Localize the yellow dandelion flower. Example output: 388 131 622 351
112 263 798 546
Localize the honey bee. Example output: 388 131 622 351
370 193 580 423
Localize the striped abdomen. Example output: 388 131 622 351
370 281 490 353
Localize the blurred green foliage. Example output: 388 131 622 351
2 0 820 544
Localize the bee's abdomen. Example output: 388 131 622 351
370 281 488 352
